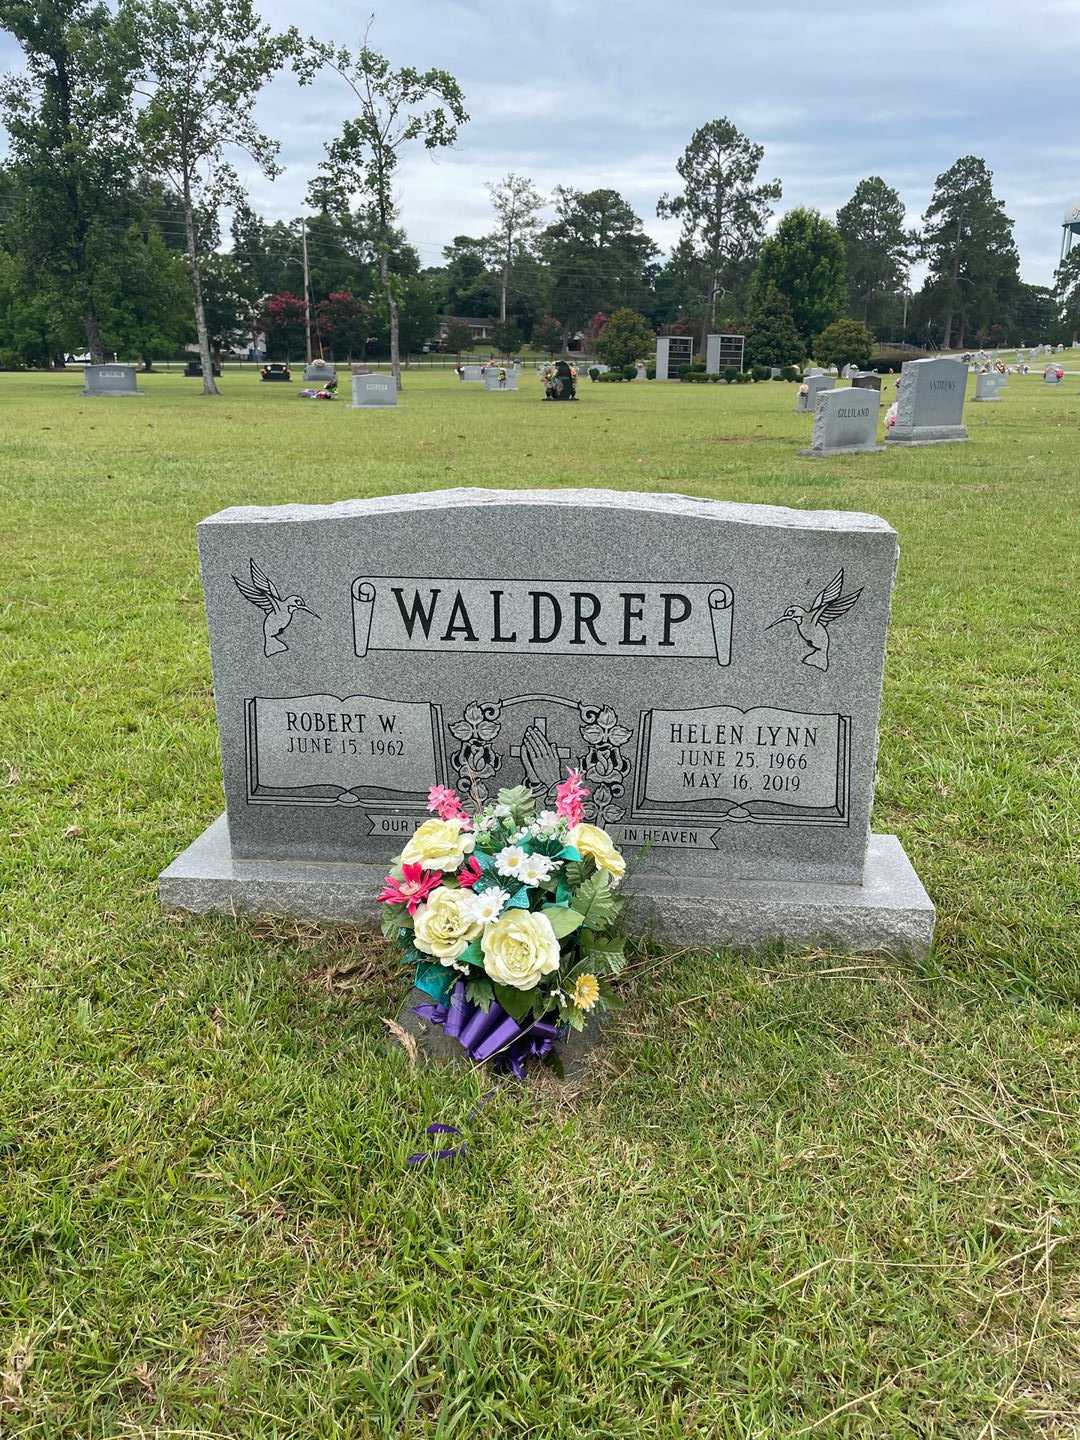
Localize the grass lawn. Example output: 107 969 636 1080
2 366 1078 1438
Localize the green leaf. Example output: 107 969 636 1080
415 962 453 1005
582 931 626 975
564 1007 587 1031
497 784 537 823
457 938 484 968
572 870 620 932
465 976 494 1012
506 888 531 910
562 859 591 889
492 983 534 1021
380 903 409 940
542 905 584 940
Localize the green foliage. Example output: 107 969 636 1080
492 320 522 355
464 974 493 1011
539 188 658 333
542 906 584 940
814 318 874 373
622 363 637 381
533 314 563 354
491 982 533 1022
594 307 655 370
750 208 847 352
442 319 475 354
744 281 806 369
723 366 739 384
836 176 913 330
496 784 536 825
571 870 620 933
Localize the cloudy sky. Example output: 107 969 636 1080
5 0 1080 285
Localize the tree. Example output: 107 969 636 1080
493 321 522 355
442 319 475 354
743 283 804 368
316 290 370 359
657 118 781 339
594 308 655 370
814 318 873 373
921 156 1019 350
534 314 563 355
836 176 912 330
308 31 467 391
131 0 300 394
539 187 658 337
750 208 847 352
260 292 307 358
110 221 191 367
486 173 544 324
1053 255 1080 339
0 0 140 361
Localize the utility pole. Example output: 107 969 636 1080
302 217 313 364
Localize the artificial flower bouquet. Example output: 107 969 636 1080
378 770 627 1075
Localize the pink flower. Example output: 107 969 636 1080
456 856 483 889
427 784 468 821
378 863 442 916
555 768 589 828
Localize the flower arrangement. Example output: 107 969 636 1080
378 770 626 1075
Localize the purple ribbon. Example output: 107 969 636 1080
406 1088 497 1166
413 981 564 1079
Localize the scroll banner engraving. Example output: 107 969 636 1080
245 694 444 807
633 704 850 828
352 577 733 664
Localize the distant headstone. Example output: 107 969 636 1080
83 364 141 397
350 363 371 376
974 372 1006 402
884 357 968 446
483 368 518 391
800 387 883 458
304 361 337 384
796 374 834 412
1044 365 1063 385
350 374 397 408
460 365 483 383
841 363 858 380
160 488 934 955
852 372 883 404
635 363 647 380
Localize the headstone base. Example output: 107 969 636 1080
159 816 935 958
885 426 968 446
798 444 885 459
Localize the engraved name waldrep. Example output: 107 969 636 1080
352 576 734 664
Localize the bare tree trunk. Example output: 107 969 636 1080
382 250 401 391
183 186 219 397
942 208 964 352
500 245 509 323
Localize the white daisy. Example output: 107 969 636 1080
535 809 562 834
520 853 556 886
495 845 528 879
470 887 511 924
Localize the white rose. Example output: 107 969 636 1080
481 909 561 991
413 886 482 963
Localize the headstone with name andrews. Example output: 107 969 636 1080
351 373 397 408
83 364 141 397
160 489 934 955
885 356 968 445
800 387 883 458
796 373 835 412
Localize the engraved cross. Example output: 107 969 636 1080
509 717 572 761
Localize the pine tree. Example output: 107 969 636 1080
744 283 804 368
836 177 912 330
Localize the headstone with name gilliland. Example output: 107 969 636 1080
160 489 934 955
83 364 141 397
351 374 397 408
800 387 883 458
975 372 1006 402
885 356 968 445
796 374 835 412
483 368 519 391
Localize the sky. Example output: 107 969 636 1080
4 0 1080 287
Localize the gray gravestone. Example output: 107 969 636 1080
885 357 968 445
460 365 483 383
1044 365 1063 386
974 372 1006 402
799 387 883 458
160 489 934 956
350 374 397 408
83 364 141 397
796 374 835 412
852 373 883 404
483 368 519 391
304 361 337 384
635 363 647 380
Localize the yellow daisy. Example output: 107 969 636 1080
572 972 600 1012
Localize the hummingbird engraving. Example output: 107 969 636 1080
766 568 862 673
232 558 320 658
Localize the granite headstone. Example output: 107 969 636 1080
460 364 483 383
350 374 397 408
304 360 337 384
852 373 883 404
974 372 1006 402
796 374 835 412
483 368 519 391
83 364 141 397
885 357 968 445
160 489 934 955
800 387 883 457
1044 365 1063 385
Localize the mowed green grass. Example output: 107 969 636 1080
1 366 1078 1438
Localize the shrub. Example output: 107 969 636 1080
751 365 771 383
596 371 622 382
813 318 874 374
723 366 740 384
735 370 752 384
646 365 656 379
588 366 600 381
866 347 932 373
622 363 637 381
771 371 785 380
0 349 26 371
780 364 802 382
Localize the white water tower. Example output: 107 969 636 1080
1061 201 1080 261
